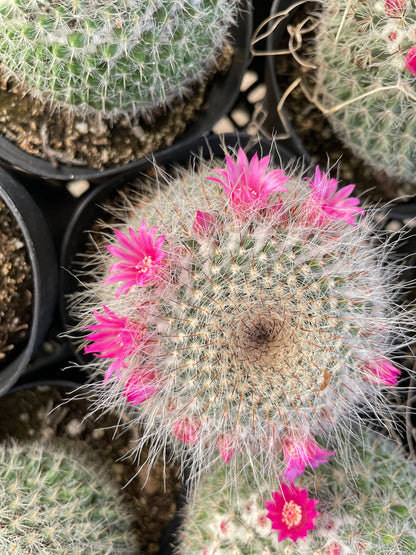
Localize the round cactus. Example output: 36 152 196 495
71 147 413 490
177 429 416 554
0 0 239 118
314 0 416 192
0 440 139 554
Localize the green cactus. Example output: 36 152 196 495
178 429 416 554
0 0 239 118
0 440 139 554
314 0 416 193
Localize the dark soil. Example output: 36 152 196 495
0 384 182 554
0 199 32 370
0 46 232 170
268 1 401 201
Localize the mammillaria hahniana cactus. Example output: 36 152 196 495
0 0 239 118
314 0 416 192
71 146 413 491
177 428 416 554
0 440 138 554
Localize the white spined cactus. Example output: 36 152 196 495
0 440 139 554
70 146 414 491
0 0 240 119
177 429 416 554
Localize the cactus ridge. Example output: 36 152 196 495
0 440 138 554
0 0 238 118
314 0 416 191
178 429 416 554
70 150 414 490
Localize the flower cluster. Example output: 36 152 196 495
74 148 411 543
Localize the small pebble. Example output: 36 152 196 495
66 418 84 437
66 180 90 198
75 122 89 134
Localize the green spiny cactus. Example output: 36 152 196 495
178 429 416 554
0 0 239 118
0 440 139 554
314 0 416 193
70 147 414 491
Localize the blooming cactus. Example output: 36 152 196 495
177 429 416 554
72 147 412 489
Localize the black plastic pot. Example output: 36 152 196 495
0 168 58 395
59 132 294 364
0 3 253 184
263 0 311 161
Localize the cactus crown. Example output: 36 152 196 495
70 147 413 490
0 440 138 554
178 429 416 554
0 0 239 118
314 0 416 191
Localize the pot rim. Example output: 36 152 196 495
0 168 58 395
0 1 253 183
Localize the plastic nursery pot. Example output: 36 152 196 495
0 168 58 396
59 132 294 364
262 0 312 161
0 2 253 185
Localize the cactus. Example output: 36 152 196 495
0 440 139 554
70 147 413 490
177 428 416 554
314 0 416 192
0 0 239 118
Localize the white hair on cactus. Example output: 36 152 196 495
68 143 415 492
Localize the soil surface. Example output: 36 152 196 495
0 384 182 554
0 47 232 171
0 199 32 370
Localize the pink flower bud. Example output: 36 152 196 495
172 416 201 444
385 0 406 17
405 46 416 77
193 210 218 236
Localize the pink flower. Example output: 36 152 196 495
217 434 235 463
172 416 201 445
192 210 218 237
265 483 319 542
207 148 289 214
282 435 335 482
105 220 166 296
363 357 401 386
405 46 416 77
123 368 157 405
385 0 406 17
84 305 141 381
305 166 364 226
325 543 343 555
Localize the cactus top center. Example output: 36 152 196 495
234 309 293 370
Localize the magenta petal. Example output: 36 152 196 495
265 483 319 543
282 435 335 482
123 371 157 405
207 150 288 215
105 220 166 294
405 46 416 76
363 357 401 385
